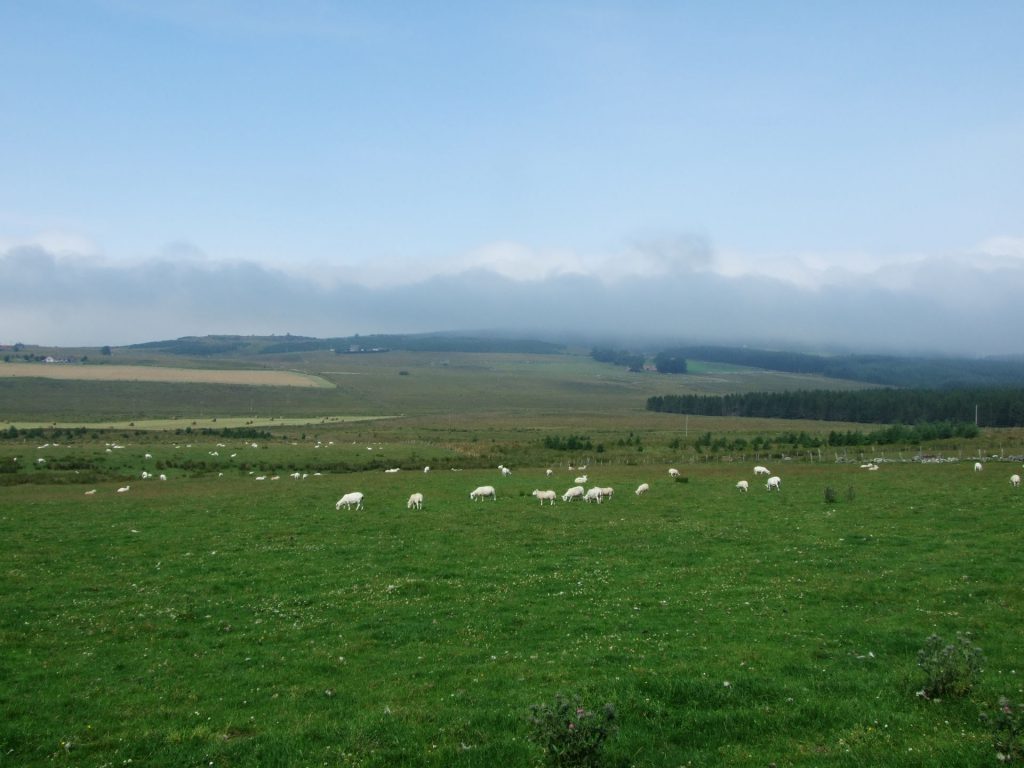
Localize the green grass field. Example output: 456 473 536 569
2 456 1023 767
2 349 1022 766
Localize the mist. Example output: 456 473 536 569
2 244 1022 357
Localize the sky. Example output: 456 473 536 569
2 1 1023 355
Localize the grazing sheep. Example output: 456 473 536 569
635 482 650 496
407 492 424 510
562 485 585 502
335 492 364 510
584 486 604 503
159 474 167 481
532 489 557 505
974 462 983 472
766 476 781 491
423 466 431 473
736 480 749 492
545 468 553 477
599 487 614 500
501 466 512 477
470 485 496 501
1011 474 1021 488
754 465 770 476
668 468 680 478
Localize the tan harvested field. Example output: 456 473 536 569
0 362 334 388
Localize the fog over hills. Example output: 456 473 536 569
3 242 1023 357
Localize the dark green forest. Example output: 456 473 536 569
647 388 1024 427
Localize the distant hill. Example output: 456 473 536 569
128 333 565 356
652 345 1024 389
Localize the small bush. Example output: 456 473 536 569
981 696 1024 763
824 486 838 503
528 693 617 768
916 632 984 699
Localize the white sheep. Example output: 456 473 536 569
562 485 585 502
736 480 749 492
668 468 680 478
599 487 614 500
635 483 650 496
584 486 604 503
501 466 512 477
470 485 496 501
545 468 553 477
766 476 781 491
84 489 97 496
117 485 130 493
159 474 167 481
532 489 557 505
384 467 400 473
974 462 983 472
754 465 770 476
335 491 364 510
574 474 588 484
407 492 424 510
423 466 431 473
1011 474 1021 488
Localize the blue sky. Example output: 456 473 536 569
2 1 1023 353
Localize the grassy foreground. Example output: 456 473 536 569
2 459 1022 766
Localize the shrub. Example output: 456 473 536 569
824 486 838 503
916 632 984 699
981 696 1024 763
528 693 617 767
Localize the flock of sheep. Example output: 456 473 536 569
331 460 1024 512
336 463 789 513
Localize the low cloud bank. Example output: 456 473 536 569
2 242 1022 356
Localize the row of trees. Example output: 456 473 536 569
590 348 644 371
647 388 1024 428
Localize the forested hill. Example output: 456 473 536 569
128 334 565 356
658 346 1024 388
647 388 1024 428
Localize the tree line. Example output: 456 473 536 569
646 388 1024 428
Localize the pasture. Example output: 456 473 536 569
2 453 1023 766
2 348 1022 765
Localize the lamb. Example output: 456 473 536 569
974 462 983 472
335 491 364 510
407 492 424 510
766 476 781 491
668 468 680 477
470 485 496 501
754 465 770 476
532 489 557 505
635 482 650 496
1011 474 1021 488
562 485 585 502
736 480 749 492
